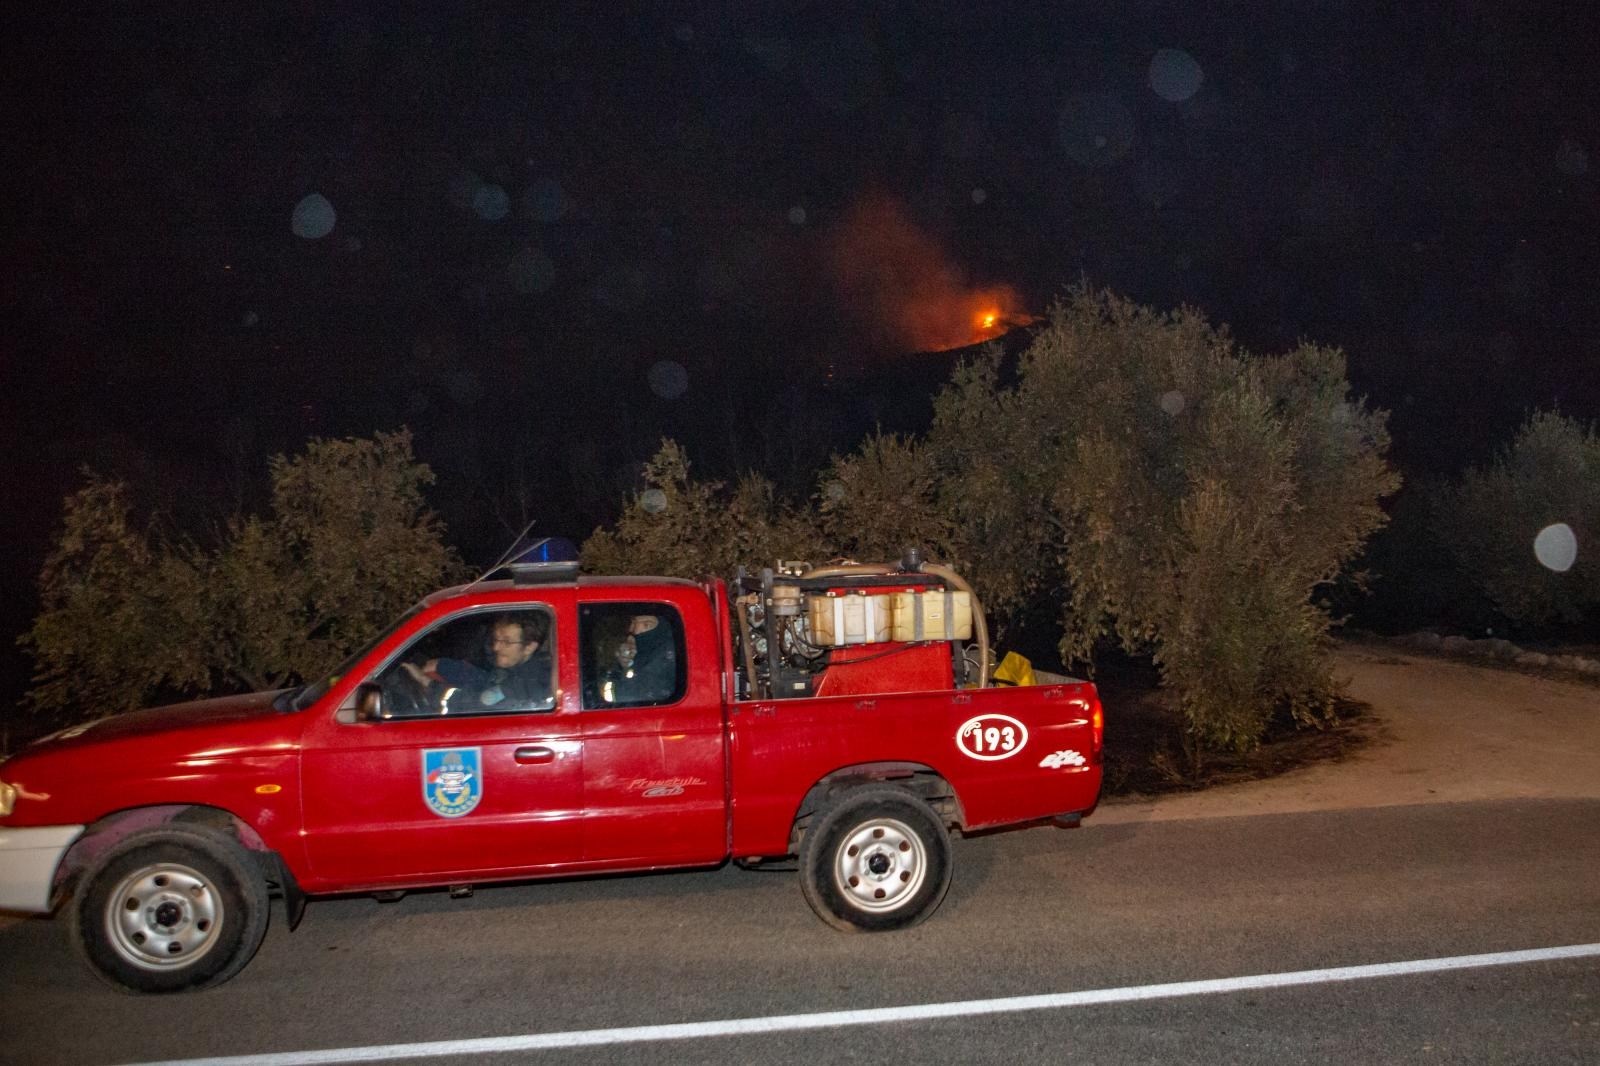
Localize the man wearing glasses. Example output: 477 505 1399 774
402 613 553 712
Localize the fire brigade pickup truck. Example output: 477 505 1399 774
0 555 1103 993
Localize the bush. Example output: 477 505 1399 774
581 440 822 578
931 290 1400 753
1429 411 1600 629
579 290 1400 758
22 430 463 717
21 476 211 716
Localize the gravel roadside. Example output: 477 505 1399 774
1095 641 1600 825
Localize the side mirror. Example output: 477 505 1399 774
355 682 385 722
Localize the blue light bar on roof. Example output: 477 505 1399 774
513 536 579 563
508 560 581 585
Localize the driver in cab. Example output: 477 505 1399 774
402 614 551 712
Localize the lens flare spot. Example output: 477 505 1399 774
447 371 483 407
640 489 669 514
1556 138 1589 177
523 179 570 222
448 170 482 211
1056 92 1135 167
508 248 555 294
1534 523 1578 572
473 183 510 221
647 360 689 400
1149 48 1204 103
291 194 336 239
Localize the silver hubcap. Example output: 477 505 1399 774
833 817 927 913
105 862 223 971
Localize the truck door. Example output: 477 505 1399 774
300 601 584 885
576 598 727 866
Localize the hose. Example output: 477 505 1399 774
734 596 761 699
798 563 899 580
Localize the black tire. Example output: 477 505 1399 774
69 824 270 994
798 786 953 932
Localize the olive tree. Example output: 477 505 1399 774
932 290 1400 754
22 430 462 717
816 432 961 566
21 476 212 716
580 290 1400 758
581 440 823 578
1429 411 1599 628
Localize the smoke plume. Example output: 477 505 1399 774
824 196 1031 352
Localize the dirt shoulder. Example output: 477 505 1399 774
1095 641 1600 825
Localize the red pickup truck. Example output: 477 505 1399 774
0 557 1103 993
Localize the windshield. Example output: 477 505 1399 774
281 603 427 711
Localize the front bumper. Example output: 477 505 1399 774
0 825 85 913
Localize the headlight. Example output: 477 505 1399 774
0 781 16 818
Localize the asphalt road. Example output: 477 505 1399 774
3 796 1598 1065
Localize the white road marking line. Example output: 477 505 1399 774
126 942 1600 1066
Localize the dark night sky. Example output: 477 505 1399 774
3 2 1599 710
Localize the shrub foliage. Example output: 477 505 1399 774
23 430 462 716
1429 411 1599 628
24 293 1399 756
928 291 1399 752
584 290 1400 755
580 440 823 578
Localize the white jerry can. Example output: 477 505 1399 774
807 592 893 646
889 589 973 642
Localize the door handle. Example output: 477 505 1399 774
514 746 556 764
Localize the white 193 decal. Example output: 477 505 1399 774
956 714 1029 761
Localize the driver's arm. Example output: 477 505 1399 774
431 657 489 689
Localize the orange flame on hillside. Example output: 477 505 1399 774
825 197 1035 352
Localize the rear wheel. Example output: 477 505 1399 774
799 787 952 932
70 824 270 993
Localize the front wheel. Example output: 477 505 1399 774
70 824 270 993
798 787 953 932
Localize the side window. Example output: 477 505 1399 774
372 607 556 719
580 603 686 710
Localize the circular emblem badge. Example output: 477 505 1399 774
956 714 1029 761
